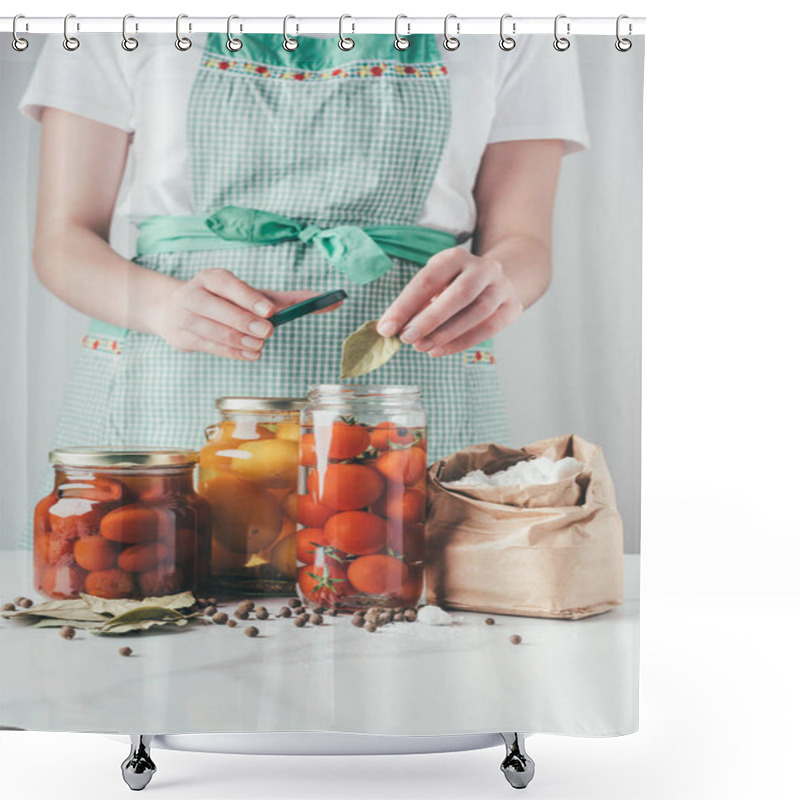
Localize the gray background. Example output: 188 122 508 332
0 36 643 552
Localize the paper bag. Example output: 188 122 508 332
425 435 624 619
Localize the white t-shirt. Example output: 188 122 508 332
20 34 588 252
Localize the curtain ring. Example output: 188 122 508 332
226 15 243 52
63 14 80 51
443 14 460 51
553 14 571 51
615 14 632 51
394 14 410 51
12 15 29 52
175 14 192 51
499 14 516 51
339 14 355 51
283 15 299 51
121 14 139 51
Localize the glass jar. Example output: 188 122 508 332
298 385 427 611
33 448 210 600
199 397 305 596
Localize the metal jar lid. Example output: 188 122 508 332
215 397 307 412
49 447 198 469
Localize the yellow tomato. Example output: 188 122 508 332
282 491 298 521
268 534 297 579
231 438 299 487
275 421 300 442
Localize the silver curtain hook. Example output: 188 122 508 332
63 13 80 51
12 14 29 52
615 14 632 51
499 14 516 51
122 14 139 51
553 14 571 51
283 15 299 51
175 14 192 51
227 15 243 52
394 14 410 51
443 14 460 51
339 14 355 51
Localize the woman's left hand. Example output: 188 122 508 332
376 248 523 357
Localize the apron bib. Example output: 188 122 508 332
52 34 509 467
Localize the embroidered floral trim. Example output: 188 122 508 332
202 54 448 81
82 335 123 355
463 350 496 365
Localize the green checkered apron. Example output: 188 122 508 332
50 33 509 479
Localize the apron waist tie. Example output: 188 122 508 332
86 207 458 342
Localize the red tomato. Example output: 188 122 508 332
321 421 371 460
73 536 118 572
300 433 317 466
296 494 337 528
375 448 427 486
371 487 426 523
298 562 352 606
118 542 169 573
324 511 386 556
369 421 395 451
297 527 328 565
99 503 173 544
307 464 385 511
137 566 184 597
347 554 409 596
84 568 137 599
389 427 415 446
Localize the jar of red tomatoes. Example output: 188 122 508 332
298 385 428 611
33 448 210 600
199 397 304 596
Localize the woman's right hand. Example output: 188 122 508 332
151 269 337 361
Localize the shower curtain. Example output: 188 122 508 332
0 23 643 741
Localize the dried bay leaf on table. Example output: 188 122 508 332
96 606 198 635
340 319 402 379
81 590 196 617
31 618 104 630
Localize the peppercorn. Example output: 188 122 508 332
509 635 522 645
1 603 15 612
277 607 291 618
59 625 76 640
204 606 217 616
365 622 378 633
484 617 496 626
310 614 324 626
119 646 133 657
255 607 269 620
227 619 237 628
212 611 228 625
17 598 33 609
288 598 302 608
244 626 259 638
351 615 366 628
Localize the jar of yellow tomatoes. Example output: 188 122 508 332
298 385 428 611
199 397 304 596
33 448 210 600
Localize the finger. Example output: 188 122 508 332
174 331 262 361
376 249 466 338
183 313 266 352
188 289 274 338
426 304 518 357
199 268 275 317
400 272 490 345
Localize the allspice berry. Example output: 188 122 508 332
204 606 217 616
365 622 378 633
59 625 76 640
294 615 308 628
310 614 324 626
351 615 366 628
509 635 522 645
377 611 392 626
17 598 33 609
212 611 228 625
255 607 269 620
484 617 496 626
227 619 238 628
312 605 326 615
237 600 255 613
234 610 250 620
2 603 15 612
277 606 291 618
288 598 302 609
293 606 307 616
403 609 417 622
207 598 218 607
119 646 133 657
244 626 259 638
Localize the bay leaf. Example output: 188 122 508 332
340 320 402 379
32 618 103 630
96 605 189 635
81 590 196 617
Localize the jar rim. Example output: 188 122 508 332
49 447 198 469
215 396 307 412
309 384 421 398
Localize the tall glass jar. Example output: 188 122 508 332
33 448 210 600
199 397 305 596
298 385 427 611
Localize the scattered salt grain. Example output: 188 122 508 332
416 605 454 626
443 456 583 488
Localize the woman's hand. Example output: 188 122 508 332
376 249 523 357
151 268 338 361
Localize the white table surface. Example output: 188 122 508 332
0 550 638 737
